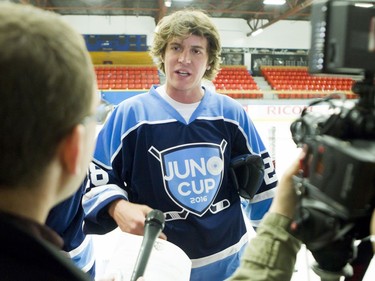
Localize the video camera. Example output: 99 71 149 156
289 0 375 279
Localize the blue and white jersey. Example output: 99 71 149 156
46 181 96 280
83 86 277 281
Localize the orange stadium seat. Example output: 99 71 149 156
261 66 355 99
212 66 261 98
95 65 160 90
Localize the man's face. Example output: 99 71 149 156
163 35 209 94
65 88 100 200
80 90 101 172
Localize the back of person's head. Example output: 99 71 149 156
0 3 96 188
150 8 222 80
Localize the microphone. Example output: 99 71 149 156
130 209 165 281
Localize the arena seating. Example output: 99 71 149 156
95 64 357 100
213 66 263 99
95 64 263 99
213 66 259 91
95 65 160 90
261 66 356 99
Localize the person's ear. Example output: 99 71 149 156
60 124 85 175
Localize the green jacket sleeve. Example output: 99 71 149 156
227 212 302 281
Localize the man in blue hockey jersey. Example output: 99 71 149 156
83 9 277 281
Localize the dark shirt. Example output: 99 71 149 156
46 181 96 279
0 211 90 281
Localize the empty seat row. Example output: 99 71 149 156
95 65 160 90
225 93 263 99
95 66 158 72
216 83 259 90
213 66 259 91
97 82 155 90
261 66 355 92
277 92 357 99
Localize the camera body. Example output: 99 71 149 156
289 0 375 274
291 100 375 272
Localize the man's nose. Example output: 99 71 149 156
178 50 191 63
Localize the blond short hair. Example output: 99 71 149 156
149 9 222 81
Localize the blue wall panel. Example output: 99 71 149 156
84 34 147 51
101 90 145 105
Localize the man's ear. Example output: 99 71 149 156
60 124 85 175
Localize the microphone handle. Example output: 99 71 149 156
130 222 161 281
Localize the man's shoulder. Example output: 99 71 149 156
0 218 90 281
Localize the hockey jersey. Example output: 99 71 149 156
83 86 277 280
46 180 96 280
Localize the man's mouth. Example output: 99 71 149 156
175 70 190 77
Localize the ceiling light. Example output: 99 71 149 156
354 3 374 8
263 0 286 5
251 29 264 37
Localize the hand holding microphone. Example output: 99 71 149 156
130 209 165 281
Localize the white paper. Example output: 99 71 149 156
94 228 191 281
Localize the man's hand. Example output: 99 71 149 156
108 199 167 240
269 150 304 219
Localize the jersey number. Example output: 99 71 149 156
89 163 110 186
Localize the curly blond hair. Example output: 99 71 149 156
149 9 222 81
